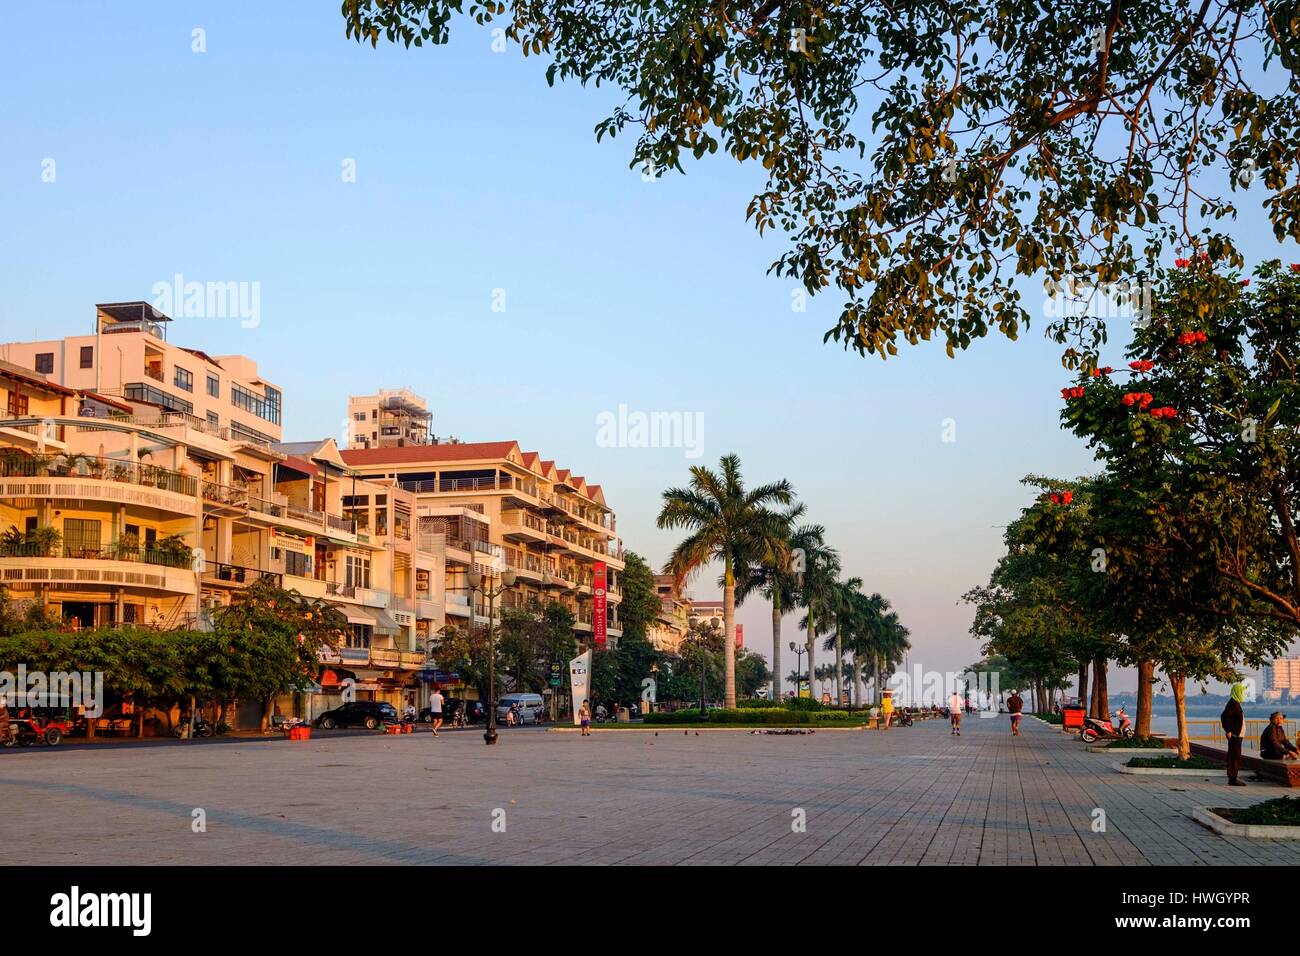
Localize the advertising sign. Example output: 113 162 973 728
592 561 608 648
569 650 591 726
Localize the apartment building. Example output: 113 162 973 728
650 574 690 654
0 309 445 725
1263 658 1300 701
0 302 284 446
347 388 432 449
340 440 626 648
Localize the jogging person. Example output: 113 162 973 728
1007 689 1024 736
428 687 444 737
949 691 963 736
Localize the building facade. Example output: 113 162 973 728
347 388 432 450
1263 658 1300 701
340 440 625 649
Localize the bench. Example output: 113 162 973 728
1188 742 1300 787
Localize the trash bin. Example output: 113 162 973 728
617 706 631 722
1062 705 1085 730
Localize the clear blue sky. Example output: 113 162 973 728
2 1 1295 693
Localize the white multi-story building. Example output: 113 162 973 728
1263 658 1300 701
347 388 432 450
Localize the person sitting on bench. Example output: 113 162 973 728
1260 712 1300 761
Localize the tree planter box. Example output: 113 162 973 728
1113 760 1221 777
1193 806 1300 840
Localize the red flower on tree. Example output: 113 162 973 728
1175 258 1190 268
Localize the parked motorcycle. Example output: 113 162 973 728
173 715 215 739
896 711 915 728
1079 708 1134 743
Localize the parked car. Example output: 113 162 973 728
420 698 485 723
315 701 398 730
496 692 546 725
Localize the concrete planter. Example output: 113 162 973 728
1113 759 1222 777
1193 806 1300 840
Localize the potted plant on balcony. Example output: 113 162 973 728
25 526 62 557
111 532 141 561
155 534 193 569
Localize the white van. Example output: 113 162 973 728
496 693 546 724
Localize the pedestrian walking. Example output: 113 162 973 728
1007 689 1024 736
881 690 894 730
949 691 963 736
579 699 592 737
428 687 444 737
1220 682 1247 786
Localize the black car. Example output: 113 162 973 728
315 701 399 730
419 698 485 723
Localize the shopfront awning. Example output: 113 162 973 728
334 604 372 627
365 607 401 636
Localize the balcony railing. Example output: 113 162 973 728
0 542 194 570
203 562 283 586
0 452 198 497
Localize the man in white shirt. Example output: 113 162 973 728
429 688 445 737
949 691 963 736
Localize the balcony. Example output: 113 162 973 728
340 647 371 666
0 453 199 516
500 511 548 544
202 562 283 588
0 549 196 595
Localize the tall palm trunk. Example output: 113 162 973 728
834 622 843 705
1077 661 1089 710
851 656 861 708
771 591 782 703
805 605 815 701
723 558 737 708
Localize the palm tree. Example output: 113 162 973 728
657 454 793 708
821 576 864 705
735 506 832 703
797 543 842 703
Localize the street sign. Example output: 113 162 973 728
549 661 563 687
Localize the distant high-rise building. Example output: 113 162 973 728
1263 657 1300 701
348 388 432 449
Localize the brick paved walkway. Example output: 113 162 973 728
1 713 1296 865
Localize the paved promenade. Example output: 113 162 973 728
1 714 1297 865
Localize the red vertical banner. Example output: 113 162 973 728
592 561 608 648
735 623 743 651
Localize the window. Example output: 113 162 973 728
80 346 94 369
6 392 28 416
231 383 281 424
123 383 193 415
206 411 219 429
62 518 102 557
35 353 54 374
284 551 312 578
354 412 367 422
207 375 220 398
174 367 193 392
346 555 371 590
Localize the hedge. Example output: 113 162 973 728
643 707 869 726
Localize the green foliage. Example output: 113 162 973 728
616 551 661 643
1126 755 1223 770
1226 797 1300 827
783 696 824 712
1108 736 1168 749
642 707 870 726
343 1 1300 366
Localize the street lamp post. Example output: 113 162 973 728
468 565 516 746
789 641 807 700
